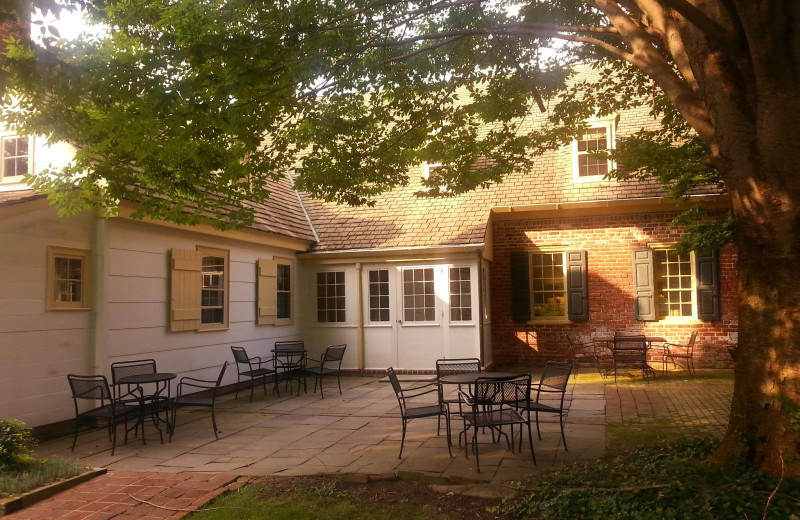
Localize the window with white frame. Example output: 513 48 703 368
402 267 435 322
654 249 695 318
449 266 472 322
572 121 614 181
2 135 29 181
47 246 90 310
199 248 228 328
317 271 346 323
368 269 390 323
530 251 567 319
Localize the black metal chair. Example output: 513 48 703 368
513 361 573 451
458 373 534 472
565 333 606 378
273 340 307 395
435 358 481 439
664 331 698 376
611 333 652 381
386 367 451 459
303 344 347 399
170 362 228 441
67 374 143 455
231 346 279 401
110 359 157 402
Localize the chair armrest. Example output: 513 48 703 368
403 382 438 399
177 379 216 396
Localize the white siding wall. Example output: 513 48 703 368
0 206 95 427
103 219 305 388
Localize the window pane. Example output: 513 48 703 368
367 269 390 322
317 271 346 322
530 252 567 318
403 268 436 322
449 266 472 322
655 249 693 318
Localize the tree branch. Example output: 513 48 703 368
656 0 746 59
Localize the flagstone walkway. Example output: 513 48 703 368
6 370 733 519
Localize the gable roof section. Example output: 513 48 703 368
0 175 317 244
302 103 711 253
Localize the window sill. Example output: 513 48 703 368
657 317 703 324
48 306 91 311
449 322 476 327
199 325 229 332
527 318 572 325
572 175 607 184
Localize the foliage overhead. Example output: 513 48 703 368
2 0 730 240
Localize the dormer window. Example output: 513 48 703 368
423 162 443 180
571 121 614 182
2 135 30 182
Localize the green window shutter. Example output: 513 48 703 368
510 251 531 322
566 250 589 321
695 249 720 320
633 248 656 321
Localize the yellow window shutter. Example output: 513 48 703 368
170 249 202 332
257 258 277 325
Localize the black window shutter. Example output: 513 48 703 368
633 248 656 321
566 250 589 321
696 249 720 320
510 252 531 322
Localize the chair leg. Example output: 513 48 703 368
318 375 324 399
526 422 536 465
337 372 342 395
444 412 452 457
473 427 481 472
71 418 79 453
399 419 407 459
235 376 241 399
535 410 542 440
560 412 568 451
211 404 219 440
110 420 117 456
169 405 177 442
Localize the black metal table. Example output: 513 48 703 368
271 349 307 395
117 372 176 441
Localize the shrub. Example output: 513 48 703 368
495 438 800 520
0 419 37 470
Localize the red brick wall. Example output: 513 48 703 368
490 210 738 368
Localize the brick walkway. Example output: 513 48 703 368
5 472 248 520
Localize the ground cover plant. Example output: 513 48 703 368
495 438 800 520
0 419 89 499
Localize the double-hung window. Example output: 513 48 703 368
47 246 90 310
2 135 29 182
572 121 614 182
256 257 294 325
169 247 229 332
633 248 719 321
510 250 588 323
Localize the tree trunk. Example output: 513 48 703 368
708 90 800 478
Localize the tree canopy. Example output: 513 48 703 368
3 0 800 476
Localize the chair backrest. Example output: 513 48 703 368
435 358 481 379
538 361 573 393
231 346 251 366
322 344 347 365
110 359 156 385
210 361 229 396
613 334 647 350
68 374 112 402
274 340 304 351
472 374 531 408
386 367 406 414
685 331 698 354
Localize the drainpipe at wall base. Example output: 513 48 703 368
91 215 107 376
356 262 365 371
477 248 485 367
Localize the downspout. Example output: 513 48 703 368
356 262 365 371
477 249 484 367
91 215 107 375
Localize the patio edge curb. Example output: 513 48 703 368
0 468 107 516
